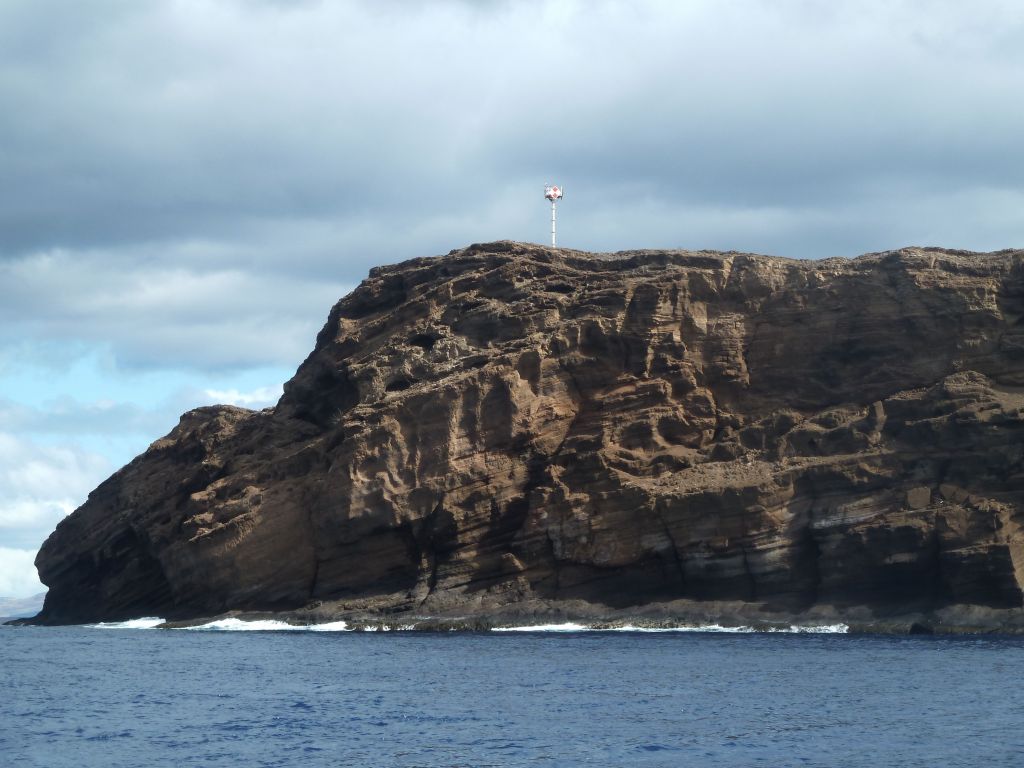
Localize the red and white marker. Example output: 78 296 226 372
544 184 563 246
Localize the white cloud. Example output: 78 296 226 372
203 385 282 408
0 547 44 598
0 432 112 549
0 498 76 530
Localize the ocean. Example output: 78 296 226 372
3 622 1023 767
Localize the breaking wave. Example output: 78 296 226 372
492 622 849 634
86 618 849 634
182 618 351 632
87 618 352 631
307 621 352 632
88 617 166 630
492 623 590 632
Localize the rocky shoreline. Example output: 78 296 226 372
16 599 1024 636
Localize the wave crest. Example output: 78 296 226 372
89 617 165 630
492 622 849 634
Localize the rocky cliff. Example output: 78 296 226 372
32 241 1024 630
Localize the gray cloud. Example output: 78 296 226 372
0 0 1022 374
2 0 1023 594
0 243 354 370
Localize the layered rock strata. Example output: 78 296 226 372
32 241 1024 630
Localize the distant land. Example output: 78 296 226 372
0 593 45 620
26 241 1024 633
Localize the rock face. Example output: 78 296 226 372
33 242 1024 628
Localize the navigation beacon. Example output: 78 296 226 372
544 184 563 247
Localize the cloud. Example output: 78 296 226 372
0 397 164 437
0 547 44 598
2 0 1024 579
0 432 112 549
0 245 354 371
1 0 1022 275
0 1 1021 380
203 385 281 408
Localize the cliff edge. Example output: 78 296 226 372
31 241 1024 630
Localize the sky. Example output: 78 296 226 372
2 0 1023 598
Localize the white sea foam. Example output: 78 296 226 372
492 623 590 632
89 617 165 630
307 621 351 632
491 622 849 634
182 618 300 631
490 623 752 633
619 624 758 633
777 623 849 634
85 616 848 634
86 617 353 631
183 618 352 632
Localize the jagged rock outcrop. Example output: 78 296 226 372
32 241 1024 629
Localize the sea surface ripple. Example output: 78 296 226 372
3 624 1024 767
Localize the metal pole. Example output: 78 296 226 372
551 200 557 247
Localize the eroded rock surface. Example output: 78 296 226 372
33 241 1024 628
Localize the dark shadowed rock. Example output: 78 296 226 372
31 241 1024 630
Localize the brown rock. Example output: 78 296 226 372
30 241 1024 627
906 487 932 510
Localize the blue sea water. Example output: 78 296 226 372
3 624 1024 767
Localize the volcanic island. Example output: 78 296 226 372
27 241 1024 633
